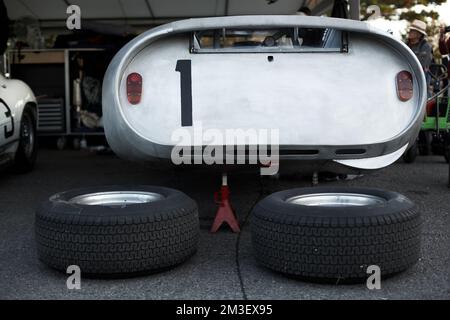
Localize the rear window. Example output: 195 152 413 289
190 28 348 53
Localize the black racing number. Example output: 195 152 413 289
0 98 14 139
175 60 193 127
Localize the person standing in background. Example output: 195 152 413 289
407 20 433 96
440 25 450 186
439 24 450 94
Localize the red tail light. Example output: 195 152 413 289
396 71 413 102
126 72 142 105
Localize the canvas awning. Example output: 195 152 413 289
4 0 335 21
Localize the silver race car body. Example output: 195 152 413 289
103 15 426 172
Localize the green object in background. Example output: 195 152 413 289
405 95 450 163
403 62 450 164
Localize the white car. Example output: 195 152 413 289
0 73 37 172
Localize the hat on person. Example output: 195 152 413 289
409 19 427 36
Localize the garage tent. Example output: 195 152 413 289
5 0 335 22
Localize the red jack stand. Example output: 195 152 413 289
210 173 240 233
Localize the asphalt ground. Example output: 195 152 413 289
0 149 449 299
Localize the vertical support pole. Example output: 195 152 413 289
222 172 227 186
64 49 71 135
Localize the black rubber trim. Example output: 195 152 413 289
35 185 199 277
250 187 421 283
136 132 418 161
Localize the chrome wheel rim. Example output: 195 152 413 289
286 193 386 207
21 114 34 158
69 191 164 206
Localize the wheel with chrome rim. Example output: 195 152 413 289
251 187 421 283
13 105 37 173
35 185 199 277
403 141 418 163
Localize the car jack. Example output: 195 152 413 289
210 173 240 233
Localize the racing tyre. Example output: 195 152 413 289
251 187 421 283
13 105 37 173
35 185 199 277
403 141 418 163
443 132 450 163
418 131 432 156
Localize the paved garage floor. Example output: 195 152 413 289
0 149 449 300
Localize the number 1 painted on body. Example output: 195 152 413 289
175 60 193 127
